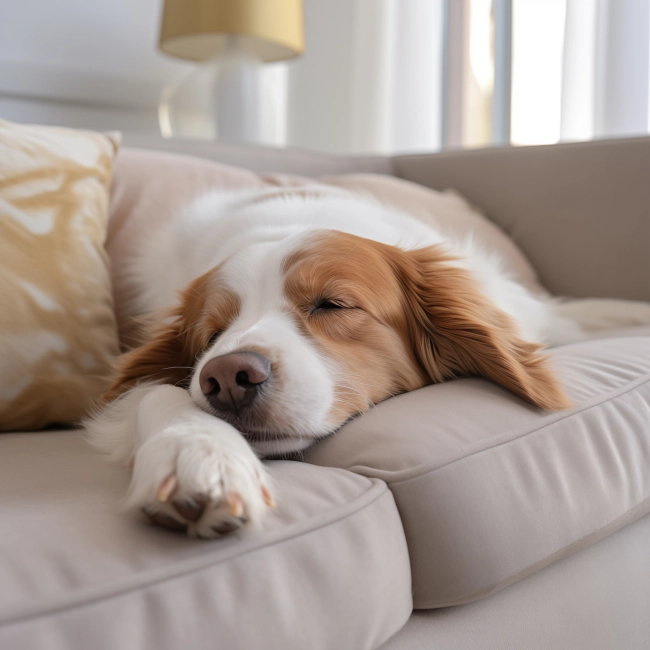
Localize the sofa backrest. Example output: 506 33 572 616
121 133 650 302
121 133 394 177
395 137 650 302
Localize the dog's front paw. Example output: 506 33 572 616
128 426 275 538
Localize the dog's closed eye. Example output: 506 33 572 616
312 299 347 313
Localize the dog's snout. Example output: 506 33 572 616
199 352 270 415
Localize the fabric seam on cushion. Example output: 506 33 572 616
392 134 650 168
0 479 401 627
356 369 650 486
415 494 650 609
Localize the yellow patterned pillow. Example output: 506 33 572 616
0 119 120 430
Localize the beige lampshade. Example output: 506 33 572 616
159 0 305 63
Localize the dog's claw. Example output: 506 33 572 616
227 492 245 517
261 485 276 508
157 473 178 502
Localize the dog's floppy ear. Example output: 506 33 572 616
103 274 210 402
395 245 571 410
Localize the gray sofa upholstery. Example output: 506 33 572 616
306 335 650 609
1 135 649 649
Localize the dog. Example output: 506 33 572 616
86 186 650 537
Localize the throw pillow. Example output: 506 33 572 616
0 119 120 430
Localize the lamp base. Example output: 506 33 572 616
213 39 262 142
159 37 262 142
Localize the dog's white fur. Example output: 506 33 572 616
86 187 650 537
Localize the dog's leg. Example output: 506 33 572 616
85 383 155 465
85 384 274 537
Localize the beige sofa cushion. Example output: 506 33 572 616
0 119 120 430
0 431 411 650
305 335 650 608
380 512 650 650
108 148 544 346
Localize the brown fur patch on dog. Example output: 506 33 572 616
284 231 570 421
103 268 240 402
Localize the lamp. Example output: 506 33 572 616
158 0 304 141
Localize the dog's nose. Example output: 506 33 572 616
199 352 270 415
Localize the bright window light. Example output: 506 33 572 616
464 0 495 147
511 0 567 145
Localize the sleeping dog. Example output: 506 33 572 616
86 187 650 537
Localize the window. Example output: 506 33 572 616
442 0 650 149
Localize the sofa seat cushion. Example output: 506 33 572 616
586 325 650 339
305 335 650 608
0 431 411 650
379 512 650 650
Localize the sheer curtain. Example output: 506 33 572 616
526 0 650 144
460 0 650 148
282 0 650 153
283 0 445 154
566 0 650 140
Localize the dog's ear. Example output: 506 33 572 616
395 245 571 410
103 274 210 402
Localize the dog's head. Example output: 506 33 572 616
106 230 570 455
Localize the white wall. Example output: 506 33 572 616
0 0 190 132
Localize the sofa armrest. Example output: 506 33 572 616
394 137 650 301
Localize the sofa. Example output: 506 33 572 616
1 134 649 649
